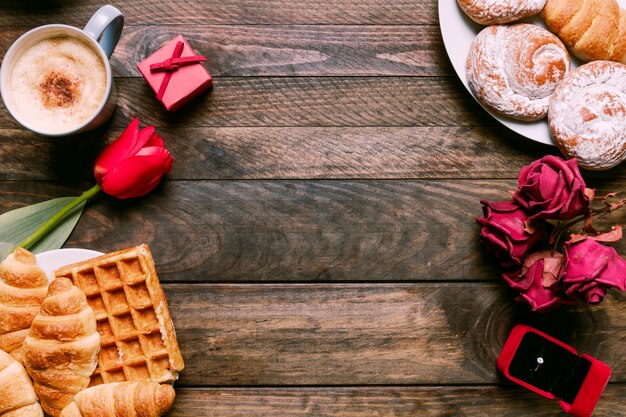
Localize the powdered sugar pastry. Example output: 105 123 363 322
458 0 547 25
467 24 570 121
549 61 626 170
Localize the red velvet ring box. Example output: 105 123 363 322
497 324 611 417
137 35 212 111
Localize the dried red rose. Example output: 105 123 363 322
561 239 626 304
502 251 569 312
512 156 590 220
477 200 546 268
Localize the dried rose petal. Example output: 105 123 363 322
561 239 626 304
570 226 623 244
502 251 568 312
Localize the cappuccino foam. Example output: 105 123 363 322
9 35 107 133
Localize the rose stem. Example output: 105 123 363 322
552 200 626 250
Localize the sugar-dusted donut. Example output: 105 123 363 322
549 61 626 170
466 24 570 121
458 0 547 25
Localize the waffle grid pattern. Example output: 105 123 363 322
56 248 180 385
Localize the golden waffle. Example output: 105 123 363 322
54 244 184 386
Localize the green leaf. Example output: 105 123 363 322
0 242 13 261
0 197 85 260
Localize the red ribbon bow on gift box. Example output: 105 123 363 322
149 41 207 100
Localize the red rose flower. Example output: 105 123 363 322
476 200 546 267
502 251 569 312
561 239 626 304
512 156 590 220
94 118 174 199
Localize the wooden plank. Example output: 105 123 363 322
170 386 626 416
0 0 437 26
163 283 626 385
0 127 554 181
0 25 451 77
116 25 449 77
0 77 490 129
0 179 507 282
2 180 626 282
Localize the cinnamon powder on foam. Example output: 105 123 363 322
38 70 81 108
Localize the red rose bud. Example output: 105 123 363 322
94 118 174 199
476 200 546 268
512 156 590 220
502 251 570 312
561 239 626 304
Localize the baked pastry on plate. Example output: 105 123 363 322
0 348 43 417
459 0 547 25
0 248 48 362
21 278 100 417
467 23 570 121
549 60 626 170
59 382 175 417
541 0 626 63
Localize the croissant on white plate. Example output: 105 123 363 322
59 382 176 417
0 348 43 417
541 0 626 63
21 278 100 417
0 248 48 362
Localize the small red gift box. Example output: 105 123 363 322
137 35 212 111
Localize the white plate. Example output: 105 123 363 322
439 0 626 145
438 0 557 145
36 248 103 283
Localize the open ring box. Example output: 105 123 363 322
497 324 611 417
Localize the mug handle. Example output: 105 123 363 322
83 5 124 58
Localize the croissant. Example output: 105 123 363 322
21 278 100 417
0 349 43 417
541 0 626 63
0 248 48 361
59 382 176 417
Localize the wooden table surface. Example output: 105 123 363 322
1 1 625 415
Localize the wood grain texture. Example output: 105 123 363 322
0 0 437 25
0 180 508 282
117 25 450 77
165 283 626 385
170 386 626 416
3 180 626 283
112 77 485 128
0 25 450 77
0 126 554 181
5 127 626 182
0 77 491 129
